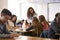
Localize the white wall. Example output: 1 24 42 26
7 0 54 21
8 0 20 20
39 3 47 20
49 3 60 21
0 0 8 13
0 0 60 21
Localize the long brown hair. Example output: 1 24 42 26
39 15 46 22
39 15 49 26
32 17 40 27
32 17 43 36
27 7 36 19
10 15 17 26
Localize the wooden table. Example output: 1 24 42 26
0 36 58 40
15 29 35 36
0 38 14 40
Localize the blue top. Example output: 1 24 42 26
48 20 60 39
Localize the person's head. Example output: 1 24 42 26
25 20 28 25
55 13 60 24
32 17 39 26
27 7 36 18
0 8 12 23
21 20 24 23
39 15 46 22
10 15 17 23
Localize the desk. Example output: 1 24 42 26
0 36 58 40
15 36 58 40
55 33 60 35
55 33 60 40
15 29 34 36
0 38 14 40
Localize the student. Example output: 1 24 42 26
39 15 49 30
0 9 18 38
26 17 43 37
22 20 30 31
8 15 17 27
16 19 24 27
48 13 60 39
27 7 37 23
7 15 17 31
39 15 49 38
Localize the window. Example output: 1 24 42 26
8 0 47 21
20 3 42 20
48 3 60 21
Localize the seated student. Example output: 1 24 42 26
39 15 49 38
0 9 18 38
7 15 17 32
22 20 30 31
48 13 60 39
39 15 49 30
16 20 24 27
26 17 43 37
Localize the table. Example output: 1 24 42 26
0 38 14 40
55 33 60 40
15 29 35 36
0 36 58 40
15 36 58 40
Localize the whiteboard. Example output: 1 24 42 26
49 3 60 21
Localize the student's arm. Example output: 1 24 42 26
51 22 60 33
0 33 19 38
26 26 33 31
0 34 10 38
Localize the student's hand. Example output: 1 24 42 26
9 33 19 38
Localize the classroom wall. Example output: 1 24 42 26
0 0 60 21
0 0 8 13
8 0 48 20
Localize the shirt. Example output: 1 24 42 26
0 21 10 38
48 20 60 39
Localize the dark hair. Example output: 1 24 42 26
32 17 43 36
11 15 17 26
32 17 39 23
55 13 60 21
27 7 36 19
39 15 46 22
25 20 28 25
1 9 12 16
39 15 49 27
21 20 24 22
55 13 60 17
32 17 40 26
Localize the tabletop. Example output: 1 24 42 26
0 36 58 40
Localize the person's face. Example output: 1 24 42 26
12 17 17 22
39 16 42 22
29 9 34 14
1 14 10 23
56 15 60 24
